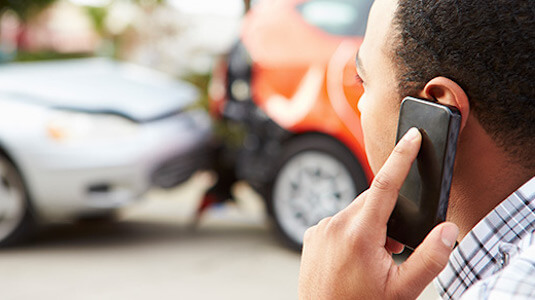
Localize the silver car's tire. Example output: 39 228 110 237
266 135 368 250
0 153 32 246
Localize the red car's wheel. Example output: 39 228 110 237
265 134 368 250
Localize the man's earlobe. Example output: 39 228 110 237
419 77 470 131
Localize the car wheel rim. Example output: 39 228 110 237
273 151 357 245
0 160 25 242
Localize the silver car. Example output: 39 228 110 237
0 58 213 245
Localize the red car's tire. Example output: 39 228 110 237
264 134 368 251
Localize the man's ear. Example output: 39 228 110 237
418 77 470 131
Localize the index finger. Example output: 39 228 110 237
363 127 422 224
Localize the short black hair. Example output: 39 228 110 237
392 0 535 169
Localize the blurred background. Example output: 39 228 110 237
0 0 438 299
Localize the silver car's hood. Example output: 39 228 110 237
0 58 199 122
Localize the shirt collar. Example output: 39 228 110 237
435 176 535 299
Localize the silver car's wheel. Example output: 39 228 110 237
266 135 368 250
0 153 31 246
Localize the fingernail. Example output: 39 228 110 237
403 127 420 141
441 225 459 249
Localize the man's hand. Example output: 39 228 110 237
298 128 459 299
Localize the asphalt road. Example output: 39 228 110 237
0 174 439 300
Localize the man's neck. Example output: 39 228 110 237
446 120 533 241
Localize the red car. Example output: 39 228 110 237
209 0 374 249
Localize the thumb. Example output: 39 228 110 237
392 222 458 299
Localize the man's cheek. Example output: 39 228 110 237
366 129 396 175
361 132 382 175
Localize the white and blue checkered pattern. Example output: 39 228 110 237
435 177 535 299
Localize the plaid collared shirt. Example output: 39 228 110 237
435 176 535 299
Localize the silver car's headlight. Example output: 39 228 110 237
46 110 139 143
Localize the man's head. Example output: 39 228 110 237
357 0 535 173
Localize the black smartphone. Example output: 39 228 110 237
386 96 461 250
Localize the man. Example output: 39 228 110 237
298 0 534 299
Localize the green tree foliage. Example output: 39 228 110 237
0 0 57 20
84 6 107 34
